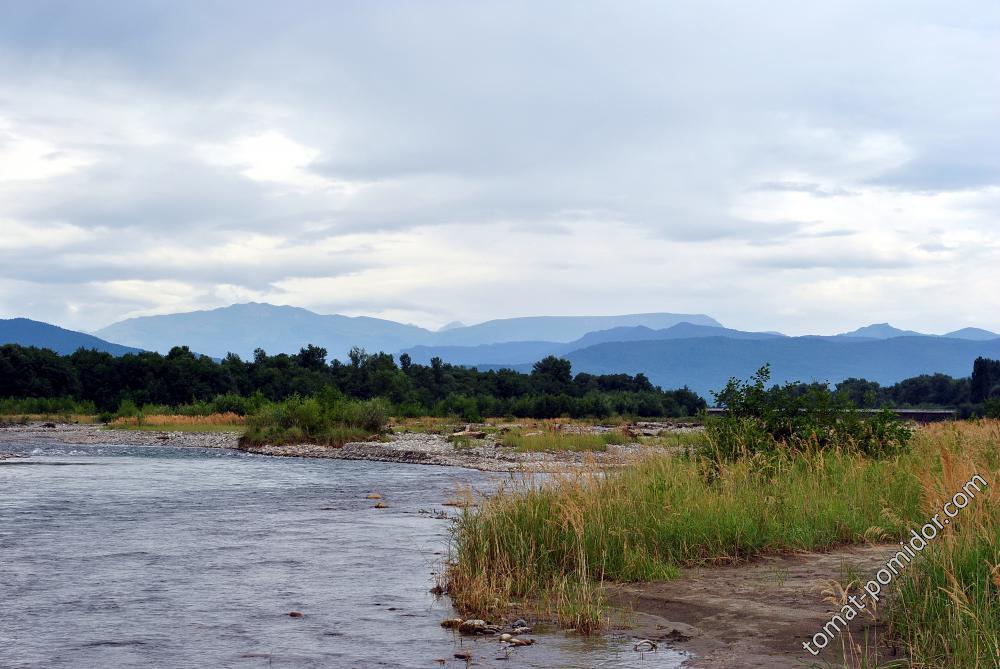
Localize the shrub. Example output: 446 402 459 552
706 364 911 459
239 395 388 447
984 397 1000 419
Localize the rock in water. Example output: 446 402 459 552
458 619 487 634
288 611 304 618
440 618 463 629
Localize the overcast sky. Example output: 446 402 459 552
1 1 998 335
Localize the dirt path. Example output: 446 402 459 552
608 543 904 669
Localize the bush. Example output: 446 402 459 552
239 395 389 447
984 397 1000 419
705 364 911 459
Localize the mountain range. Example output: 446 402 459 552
0 318 141 356
93 303 722 359
3 302 1000 399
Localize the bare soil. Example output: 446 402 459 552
608 543 905 669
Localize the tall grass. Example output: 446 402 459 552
447 447 925 629
885 421 999 668
448 421 1000 667
501 428 629 452
109 412 245 430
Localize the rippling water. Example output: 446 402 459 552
0 442 684 668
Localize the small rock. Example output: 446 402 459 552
458 619 487 634
373 501 389 508
454 649 472 660
440 618 463 629
499 633 512 642
508 638 535 647
42 422 57 428
511 625 531 634
288 611 304 618
512 618 527 628
366 492 382 499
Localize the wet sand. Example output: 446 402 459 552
609 543 902 669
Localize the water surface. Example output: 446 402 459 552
0 442 684 668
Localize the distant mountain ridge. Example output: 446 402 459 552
95 302 434 361
0 318 141 356
837 323 926 339
403 322 782 366
562 336 1000 398
7 305 1000 399
93 303 725 360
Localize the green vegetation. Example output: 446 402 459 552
500 429 628 453
448 446 924 630
240 393 389 447
0 344 704 420
707 364 912 459
447 370 999 667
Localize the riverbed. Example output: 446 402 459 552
0 440 686 668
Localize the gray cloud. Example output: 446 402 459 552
0 1 999 334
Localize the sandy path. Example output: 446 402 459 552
608 543 904 669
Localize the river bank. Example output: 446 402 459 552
0 421 693 472
0 421 919 668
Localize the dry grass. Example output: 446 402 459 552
500 427 629 452
884 421 999 668
447 420 1000 667
109 412 245 430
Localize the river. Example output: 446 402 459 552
0 442 685 668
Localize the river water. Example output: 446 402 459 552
0 442 685 668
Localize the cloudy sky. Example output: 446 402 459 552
1 1 998 335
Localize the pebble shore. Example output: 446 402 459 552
0 421 698 472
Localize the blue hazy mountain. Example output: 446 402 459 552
95 304 726 360
429 312 723 346
1 318 141 356
561 336 1000 398
95 302 435 360
836 323 927 339
945 327 1000 341
403 322 780 366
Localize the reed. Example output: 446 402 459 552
885 421 999 668
448 446 924 627
448 421 1000 667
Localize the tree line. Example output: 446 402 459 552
1 343 998 419
0 344 704 420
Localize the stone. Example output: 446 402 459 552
288 611 304 618
511 626 531 634
508 638 535 647
440 618 463 629
458 619 487 634
454 649 472 660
